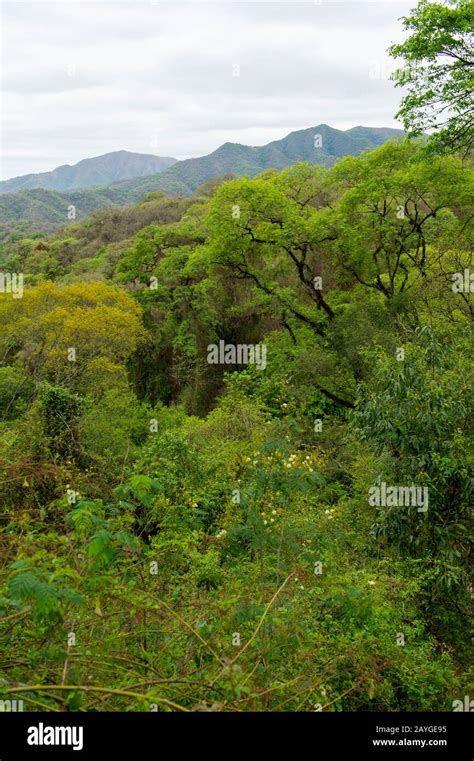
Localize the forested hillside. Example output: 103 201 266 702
0 138 472 712
0 125 403 238
0 0 472 718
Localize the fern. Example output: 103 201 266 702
7 569 83 614
8 572 40 601
67 500 104 536
87 529 116 567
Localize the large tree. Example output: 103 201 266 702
390 0 474 154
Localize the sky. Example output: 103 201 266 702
0 0 415 180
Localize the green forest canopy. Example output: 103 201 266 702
0 136 472 711
0 0 473 714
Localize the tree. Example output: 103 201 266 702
331 142 473 297
352 326 473 596
0 281 145 396
207 174 336 336
390 0 474 154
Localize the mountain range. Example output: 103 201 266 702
0 124 404 236
0 151 177 194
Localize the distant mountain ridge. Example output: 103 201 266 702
111 124 404 197
0 125 404 236
0 151 177 194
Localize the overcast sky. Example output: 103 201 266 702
0 0 415 180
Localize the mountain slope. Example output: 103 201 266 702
0 187 135 235
116 124 404 197
0 125 404 236
0 151 177 194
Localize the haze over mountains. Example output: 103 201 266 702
0 124 404 236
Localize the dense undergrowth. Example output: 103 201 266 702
0 140 472 711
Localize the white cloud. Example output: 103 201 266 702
0 0 413 179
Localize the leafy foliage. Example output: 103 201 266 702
390 0 474 154
0 125 472 711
